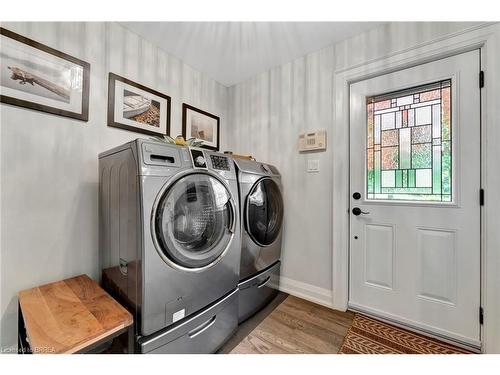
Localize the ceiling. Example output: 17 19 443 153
120 22 384 87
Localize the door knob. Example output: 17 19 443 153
352 207 370 216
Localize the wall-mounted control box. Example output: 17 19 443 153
298 129 327 152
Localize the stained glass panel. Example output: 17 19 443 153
381 129 398 147
411 125 432 144
382 147 399 170
366 79 452 202
411 143 432 169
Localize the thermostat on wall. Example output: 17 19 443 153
298 129 327 152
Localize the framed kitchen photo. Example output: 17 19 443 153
182 104 220 151
107 73 171 137
0 27 90 121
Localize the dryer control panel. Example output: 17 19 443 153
210 155 230 171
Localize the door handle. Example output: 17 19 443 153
257 276 271 289
188 315 217 338
225 199 236 233
352 207 370 216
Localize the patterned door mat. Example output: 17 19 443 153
339 314 474 354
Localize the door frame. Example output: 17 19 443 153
332 22 500 353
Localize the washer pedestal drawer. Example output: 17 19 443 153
138 289 238 354
238 261 281 323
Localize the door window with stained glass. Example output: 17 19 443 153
366 79 452 202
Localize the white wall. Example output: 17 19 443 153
227 22 484 307
0 22 228 350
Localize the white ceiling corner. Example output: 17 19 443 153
120 22 385 87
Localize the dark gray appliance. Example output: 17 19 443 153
99 139 241 353
233 159 284 323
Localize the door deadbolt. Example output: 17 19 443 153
352 192 361 200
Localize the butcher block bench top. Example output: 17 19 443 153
18 274 133 354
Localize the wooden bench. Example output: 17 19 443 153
18 274 133 354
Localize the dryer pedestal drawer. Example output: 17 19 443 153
238 261 280 323
139 289 238 354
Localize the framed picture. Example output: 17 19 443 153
0 27 90 121
107 73 171 137
182 104 220 151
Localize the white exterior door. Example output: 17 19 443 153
349 50 481 348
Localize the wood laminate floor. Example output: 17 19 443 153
219 293 355 354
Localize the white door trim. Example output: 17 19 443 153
332 22 500 353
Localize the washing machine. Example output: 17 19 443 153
233 159 284 323
99 139 240 353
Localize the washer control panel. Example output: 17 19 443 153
210 155 230 171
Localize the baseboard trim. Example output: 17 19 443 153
272 276 333 309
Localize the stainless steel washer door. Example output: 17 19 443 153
153 172 235 271
245 177 284 247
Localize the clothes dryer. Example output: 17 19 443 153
233 159 284 323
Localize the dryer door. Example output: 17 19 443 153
245 177 284 247
153 172 236 271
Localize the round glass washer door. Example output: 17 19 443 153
245 177 284 247
153 172 235 270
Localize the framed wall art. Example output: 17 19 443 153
107 73 171 136
0 27 90 121
182 103 220 151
